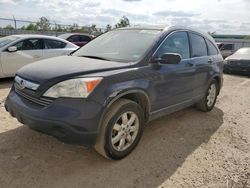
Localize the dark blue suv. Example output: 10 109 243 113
5 26 224 160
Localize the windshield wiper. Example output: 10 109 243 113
80 55 111 61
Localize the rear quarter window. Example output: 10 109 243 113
206 39 218 55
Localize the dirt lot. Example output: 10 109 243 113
0 74 249 188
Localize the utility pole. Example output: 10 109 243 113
12 15 17 29
53 21 57 36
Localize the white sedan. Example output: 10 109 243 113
0 34 78 78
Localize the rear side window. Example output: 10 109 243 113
155 31 190 59
79 35 91 42
189 33 207 57
44 39 66 49
206 39 218 55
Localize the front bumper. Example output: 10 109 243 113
5 88 104 146
224 64 250 74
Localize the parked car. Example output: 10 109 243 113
216 41 250 59
217 43 235 58
5 26 224 160
0 35 78 78
224 48 250 75
58 33 93 47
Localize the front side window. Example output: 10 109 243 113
44 39 66 49
155 31 190 59
189 33 207 57
73 29 162 62
15 39 43 51
206 39 218 55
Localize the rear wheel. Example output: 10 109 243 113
196 79 218 112
94 99 144 160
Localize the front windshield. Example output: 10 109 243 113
0 36 20 48
73 29 162 62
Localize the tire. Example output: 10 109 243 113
196 79 218 112
94 99 144 160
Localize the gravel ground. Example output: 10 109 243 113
0 74 249 188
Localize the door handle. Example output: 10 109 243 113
208 59 213 64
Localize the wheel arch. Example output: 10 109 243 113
212 75 222 94
208 74 222 95
98 89 151 132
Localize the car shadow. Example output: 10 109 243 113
0 107 224 188
0 78 13 89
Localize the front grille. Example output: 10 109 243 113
229 60 250 67
15 88 52 107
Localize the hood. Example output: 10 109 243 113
226 53 250 61
17 56 130 83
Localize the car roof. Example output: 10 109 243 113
11 34 70 41
58 33 91 39
116 25 215 42
8 34 78 48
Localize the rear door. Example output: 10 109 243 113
1 38 43 76
188 32 211 96
42 39 69 58
151 31 196 111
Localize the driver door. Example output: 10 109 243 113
150 31 196 111
1 38 43 77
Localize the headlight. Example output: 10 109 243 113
223 60 228 64
43 77 102 98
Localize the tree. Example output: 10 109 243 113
25 23 38 31
115 16 130 28
69 23 79 32
90 24 97 32
80 26 91 33
244 35 250 39
36 17 50 31
105 24 112 32
55 24 64 32
4 25 14 30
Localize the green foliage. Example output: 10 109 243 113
36 17 51 31
244 35 250 39
26 23 38 31
1 15 132 36
115 16 130 28
4 25 14 30
105 24 112 32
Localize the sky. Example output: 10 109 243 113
0 0 250 34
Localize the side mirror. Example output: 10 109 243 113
8 46 17 52
154 53 181 65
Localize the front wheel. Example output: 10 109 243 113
196 80 218 112
94 99 144 160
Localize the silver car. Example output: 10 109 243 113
0 34 78 78
224 48 250 75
